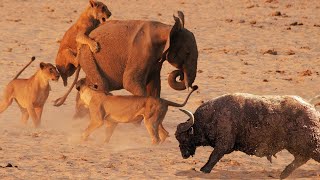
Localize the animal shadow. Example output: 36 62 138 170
175 168 319 179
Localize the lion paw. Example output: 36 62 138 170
90 42 100 53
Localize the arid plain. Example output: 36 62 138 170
0 0 320 179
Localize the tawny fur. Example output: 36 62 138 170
55 0 111 86
175 93 320 179
0 58 60 127
76 78 198 144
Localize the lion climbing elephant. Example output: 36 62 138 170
54 11 198 113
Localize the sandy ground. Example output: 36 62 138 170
0 0 320 179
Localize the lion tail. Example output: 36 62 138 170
13 56 36 80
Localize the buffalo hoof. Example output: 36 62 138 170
200 166 212 173
279 172 289 179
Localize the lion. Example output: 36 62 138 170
55 0 112 86
75 78 198 144
0 57 60 127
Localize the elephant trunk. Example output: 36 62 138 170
168 70 186 90
57 66 68 87
184 69 190 90
61 74 68 87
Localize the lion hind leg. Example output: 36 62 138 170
144 112 163 145
27 106 40 128
157 109 169 143
0 87 14 113
82 119 104 141
20 110 29 125
76 33 99 53
159 123 169 143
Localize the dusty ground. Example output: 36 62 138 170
0 0 320 179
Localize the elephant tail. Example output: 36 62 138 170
163 85 198 107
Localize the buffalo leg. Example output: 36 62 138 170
280 155 309 179
200 148 226 173
200 123 234 173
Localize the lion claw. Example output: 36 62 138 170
90 42 100 53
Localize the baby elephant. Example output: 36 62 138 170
76 78 198 144
175 93 320 179
0 57 60 127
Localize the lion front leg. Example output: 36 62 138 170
61 48 78 67
82 119 104 141
76 33 100 53
104 120 118 143
82 102 105 141
27 106 40 128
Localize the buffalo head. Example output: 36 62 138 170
175 109 196 159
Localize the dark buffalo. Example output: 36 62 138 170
175 93 320 179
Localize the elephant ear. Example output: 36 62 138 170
160 12 184 62
177 11 185 28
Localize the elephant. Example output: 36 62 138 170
54 11 198 107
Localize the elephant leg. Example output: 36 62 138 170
78 45 108 91
146 70 161 97
125 71 158 125
124 78 147 96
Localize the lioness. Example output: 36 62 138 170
76 78 198 144
0 57 60 127
55 0 112 86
